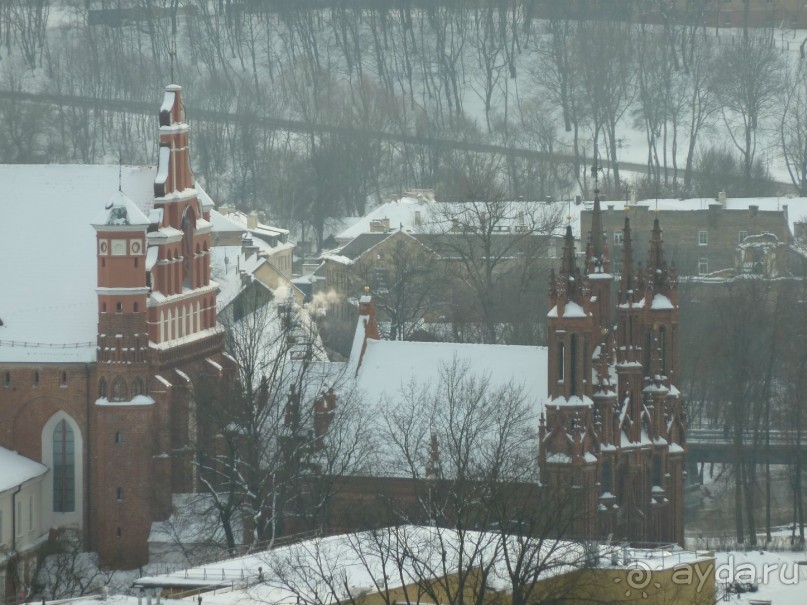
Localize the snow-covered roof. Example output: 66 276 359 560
209 209 244 233
583 196 807 237
0 164 155 363
210 246 270 311
349 318 547 420
0 446 48 492
91 190 151 228
0 165 226 364
218 210 290 237
336 197 571 242
134 525 710 602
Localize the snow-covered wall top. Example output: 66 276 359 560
0 165 154 363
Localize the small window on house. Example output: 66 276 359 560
102 258 106 268
33 371 39 387
116 487 123 501
133 302 139 312
739 230 748 244
114 431 122 444
102 302 107 313
698 258 709 275
134 258 139 268
61 371 68 387
614 232 624 246
116 302 123 313
698 230 708 246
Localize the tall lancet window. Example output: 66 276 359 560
570 334 578 396
53 420 75 512
558 342 565 382
182 208 195 289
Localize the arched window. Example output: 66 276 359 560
4 371 10 388
601 459 613 493
114 431 122 444
110 376 128 402
659 325 667 374
569 334 578 396
131 377 144 397
557 343 565 382
116 487 123 501
34 370 40 387
53 420 75 512
652 455 663 486
98 377 107 398
61 371 68 386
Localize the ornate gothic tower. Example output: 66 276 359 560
147 84 217 348
540 225 600 539
91 193 156 567
540 200 686 546
88 84 227 568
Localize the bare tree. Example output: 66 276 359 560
8 0 49 69
430 152 563 344
711 31 784 188
34 530 116 600
351 233 445 341
194 292 372 549
780 61 807 195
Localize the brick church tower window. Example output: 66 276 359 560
132 377 144 397
98 377 107 398
53 420 75 512
111 376 128 402
601 459 612 493
569 335 578 396
558 343 565 381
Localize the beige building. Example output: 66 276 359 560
580 195 803 277
0 448 49 600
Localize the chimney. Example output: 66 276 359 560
630 190 637 205
354 286 381 375
749 205 759 216
718 191 727 205
247 212 259 230
314 388 337 440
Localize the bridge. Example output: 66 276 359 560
686 428 807 466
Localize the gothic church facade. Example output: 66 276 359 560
0 84 229 573
539 196 687 546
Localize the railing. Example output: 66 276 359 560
0 340 94 349
688 429 797 447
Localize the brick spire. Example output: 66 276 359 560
586 191 608 273
619 216 634 303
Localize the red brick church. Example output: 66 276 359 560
540 195 687 545
0 84 230 575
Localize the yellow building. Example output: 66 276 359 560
133 526 715 605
